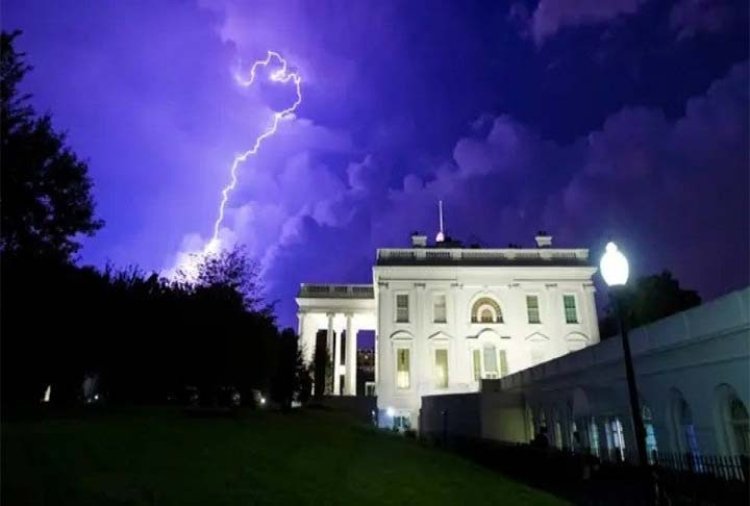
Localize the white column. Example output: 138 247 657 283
345 314 357 395
326 313 334 395
333 319 343 396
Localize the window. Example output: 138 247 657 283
480 308 494 323
434 294 447 323
716 384 749 456
498 349 509 377
434 349 448 388
563 295 578 324
526 295 541 324
729 398 749 455
610 418 626 461
673 394 701 461
642 406 659 463
472 349 481 381
589 418 600 457
474 344 509 380
483 345 498 378
471 297 503 323
396 294 409 323
396 348 410 389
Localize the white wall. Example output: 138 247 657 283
479 287 750 461
374 262 599 428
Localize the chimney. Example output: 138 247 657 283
411 232 427 248
535 231 552 248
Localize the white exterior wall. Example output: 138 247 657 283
374 263 599 427
476 287 750 461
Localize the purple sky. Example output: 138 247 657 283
4 0 748 330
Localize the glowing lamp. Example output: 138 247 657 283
600 242 629 287
386 407 395 418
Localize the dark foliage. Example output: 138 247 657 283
0 252 282 406
0 34 302 408
1 31 103 262
272 328 298 410
313 333 331 399
600 270 701 339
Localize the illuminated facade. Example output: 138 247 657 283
296 232 600 429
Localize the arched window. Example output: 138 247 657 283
471 297 503 323
670 389 700 458
715 384 750 456
729 398 749 455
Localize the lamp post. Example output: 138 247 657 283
600 242 648 467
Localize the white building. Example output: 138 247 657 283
297 231 600 429
421 286 750 462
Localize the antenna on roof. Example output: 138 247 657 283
436 200 445 243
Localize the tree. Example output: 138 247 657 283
177 245 269 314
272 328 299 411
600 270 701 339
1 31 103 262
313 333 330 399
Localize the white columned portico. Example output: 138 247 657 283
333 317 343 395
345 313 357 395
295 283 377 397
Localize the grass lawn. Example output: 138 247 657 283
3 407 567 506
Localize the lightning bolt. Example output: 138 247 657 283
208 50 302 252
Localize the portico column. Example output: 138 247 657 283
333 317 343 395
326 313 335 394
345 314 357 396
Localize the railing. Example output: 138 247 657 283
422 435 749 505
298 284 374 299
377 248 589 265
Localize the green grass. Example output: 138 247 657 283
3 407 566 506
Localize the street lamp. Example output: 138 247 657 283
600 242 648 467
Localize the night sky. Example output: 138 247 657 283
4 0 748 329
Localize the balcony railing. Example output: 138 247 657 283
298 284 374 299
376 248 589 266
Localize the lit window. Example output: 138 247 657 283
471 297 503 323
499 349 509 377
434 349 448 389
611 418 626 461
526 295 541 324
483 345 498 378
563 295 578 324
434 294 447 323
589 418 600 457
396 294 409 323
396 348 410 389
643 406 658 463
472 349 481 381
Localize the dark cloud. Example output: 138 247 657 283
3 1 747 329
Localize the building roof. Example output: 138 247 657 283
376 247 590 267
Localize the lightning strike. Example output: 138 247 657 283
209 50 302 251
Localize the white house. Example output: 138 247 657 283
421 286 750 462
297 230 600 429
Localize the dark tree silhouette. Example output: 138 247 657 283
0 34 283 409
313 333 331 399
600 270 701 339
1 31 103 262
177 245 269 314
272 328 299 411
